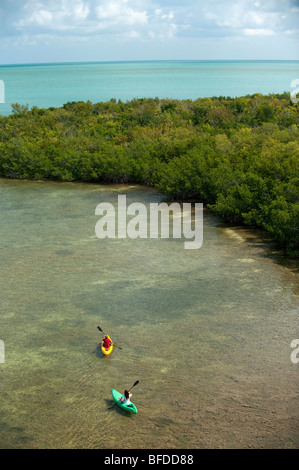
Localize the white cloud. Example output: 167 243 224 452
202 0 294 37
10 0 299 40
244 28 274 36
127 29 140 38
1 0 298 62
14 0 90 30
12 0 178 38
285 29 298 35
95 0 148 26
28 9 53 27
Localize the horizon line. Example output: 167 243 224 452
0 58 299 68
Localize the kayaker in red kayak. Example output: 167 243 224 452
102 334 113 350
120 390 132 405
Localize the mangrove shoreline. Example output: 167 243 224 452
0 93 298 254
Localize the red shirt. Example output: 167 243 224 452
103 338 112 349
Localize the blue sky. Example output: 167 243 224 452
0 0 298 64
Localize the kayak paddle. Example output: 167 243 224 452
108 380 140 410
97 325 123 350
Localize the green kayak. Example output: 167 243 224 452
111 389 138 414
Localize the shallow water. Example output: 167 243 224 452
0 178 298 449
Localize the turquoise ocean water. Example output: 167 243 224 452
0 60 298 116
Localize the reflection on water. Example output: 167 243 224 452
0 178 298 449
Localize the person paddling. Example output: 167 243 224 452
102 334 113 350
120 389 132 405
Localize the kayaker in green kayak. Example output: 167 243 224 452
120 389 132 405
110 382 139 413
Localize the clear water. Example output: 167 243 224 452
0 178 298 449
0 60 298 116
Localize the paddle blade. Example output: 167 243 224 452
97 326 103 333
128 380 139 392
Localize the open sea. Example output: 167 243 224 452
0 60 298 116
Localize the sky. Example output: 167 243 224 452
0 0 298 64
